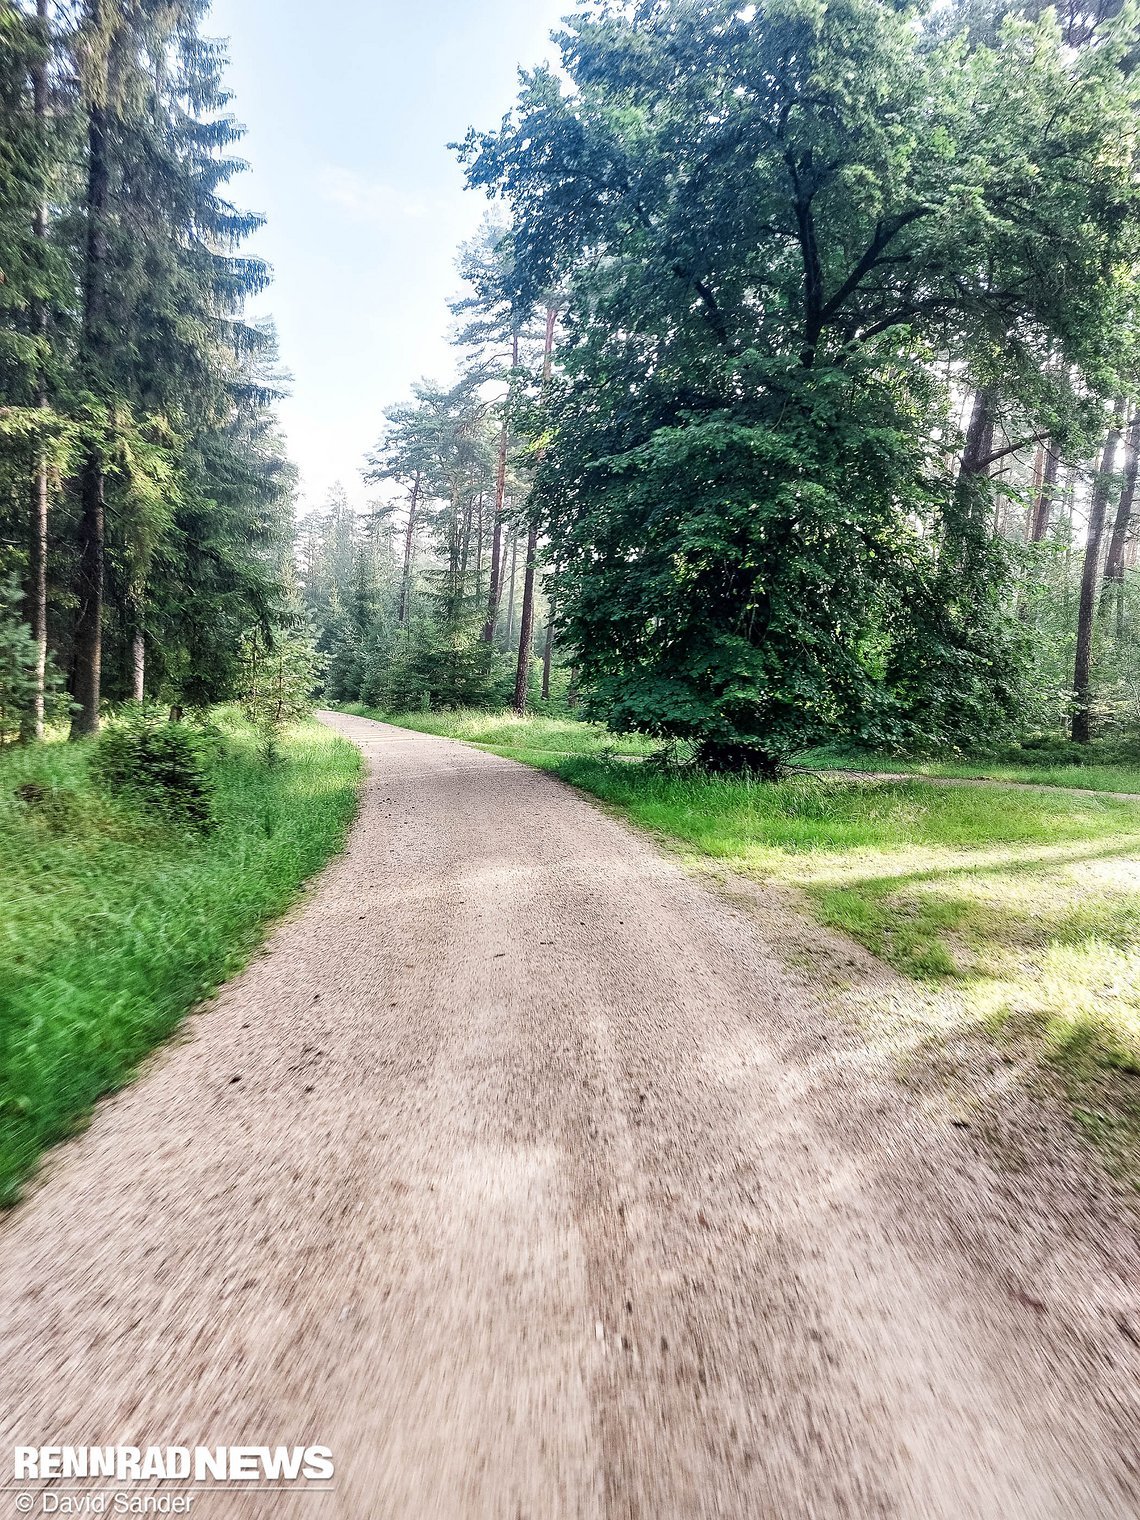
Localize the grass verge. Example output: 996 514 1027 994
334 703 657 760
370 706 1140 1173
341 704 1140 795
0 712 360 1203
802 744 1140 796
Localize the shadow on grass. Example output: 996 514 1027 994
370 720 1140 1176
809 838 1140 972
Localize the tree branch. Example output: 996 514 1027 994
978 431 1049 469
819 207 931 322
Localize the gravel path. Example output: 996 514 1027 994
1 710 1139 1519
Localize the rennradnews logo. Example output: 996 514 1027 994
14 1448 333 1484
11 1446 335 1502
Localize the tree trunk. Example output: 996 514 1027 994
1072 398 1126 744
1028 447 1059 543
458 486 475 598
511 307 558 715
1102 411 1139 588
1061 464 1077 560
24 457 49 742
482 333 517 643
124 572 146 701
471 491 484 600
959 388 995 484
482 423 508 640
512 523 539 716
1027 443 1045 522
131 631 145 702
447 490 462 610
541 602 554 701
70 98 110 739
504 525 518 644
71 462 105 736
23 0 51 741
397 471 421 625
1018 445 1059 626
943 386 997 583
960 392 997 504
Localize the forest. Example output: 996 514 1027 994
0 0 318 740
3 0 1140 1182
2 0 1139 767
301 0 1140 779
4 4 1140 1507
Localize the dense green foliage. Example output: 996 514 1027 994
0 571 66 741
238 607 326 761
0 714 360 1202
447 0 1140 767
93 707 216 829
0 0 299 732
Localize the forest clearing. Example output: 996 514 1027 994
4 0 1140 1513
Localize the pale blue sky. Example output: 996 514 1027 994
206 0 567 509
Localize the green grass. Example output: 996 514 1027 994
336 703 658 759
549 758 1140 1087
802 746 1140 796
343 702 1140 794
372 707 1140 1168
0 712 361 1203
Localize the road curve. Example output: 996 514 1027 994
1 710 1139 1519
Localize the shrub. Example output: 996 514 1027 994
94 709 215 830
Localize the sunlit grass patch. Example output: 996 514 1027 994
811 882 969 978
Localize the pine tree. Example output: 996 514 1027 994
0 571 65 743
0 2 297 737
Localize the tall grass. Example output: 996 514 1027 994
0 714 360 1202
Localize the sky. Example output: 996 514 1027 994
205 0 568 512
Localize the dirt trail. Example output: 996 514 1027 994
1 710 1139 1519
